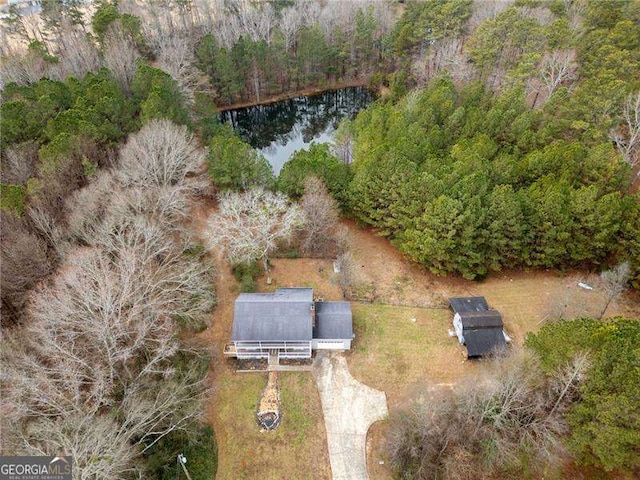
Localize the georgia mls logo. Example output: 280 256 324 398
0 456 72 480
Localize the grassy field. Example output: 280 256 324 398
213 370 330 480
348 303 477 407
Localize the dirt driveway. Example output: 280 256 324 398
314 352 388 480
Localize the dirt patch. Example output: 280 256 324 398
257 372 281 431
261 257 343 300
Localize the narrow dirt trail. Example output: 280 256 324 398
189 199 238 477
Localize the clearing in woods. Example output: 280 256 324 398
190 202 640 479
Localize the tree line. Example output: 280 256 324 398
346 77 639 281
2 0 397 107
2 120 218 478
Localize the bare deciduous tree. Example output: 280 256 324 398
154 33 200 103
0 213 53 325
389 354 588 479
335 251 358 299
299 176 339 257
28 205 65 257
51 29 101 81
65 171 117 245
539 49 577 99
599 262 630 319
24 415 139 478
207 188 304 274
117 119 207 192
0 48 49 86
102 22 140 93
413 38 473 87
280 5 304 52
610 91 640 171
469 0 514 29
1 141 39 184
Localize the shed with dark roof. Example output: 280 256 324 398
449 297 490 314
448 297 508 358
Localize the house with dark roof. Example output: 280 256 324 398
448 297 509 357
229 288 353 360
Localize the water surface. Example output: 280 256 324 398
220 86 374 174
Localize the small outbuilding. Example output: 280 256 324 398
448 297 508 357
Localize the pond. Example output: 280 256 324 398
220 86 375 174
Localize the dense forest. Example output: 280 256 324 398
1 0 639 479
350 0 640 284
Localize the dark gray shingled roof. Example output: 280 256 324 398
448 296 490 314
464 328 507 357
232 288 313 342
313 301 353 340
449 297 506 357
459 310 503 329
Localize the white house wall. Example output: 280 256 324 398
312 339 351 350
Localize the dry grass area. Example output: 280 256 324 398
211 371 330 480
189 201 640 479
263 257 343 299
348 304 479 480
348 304 474 407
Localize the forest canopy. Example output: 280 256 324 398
347 77 639 279
1 0 640 478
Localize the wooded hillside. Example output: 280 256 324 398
1 1 639 479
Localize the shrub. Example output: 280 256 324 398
1 184 26 214
143 424 217 480
233 261 262 292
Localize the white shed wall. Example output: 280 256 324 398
453 313 465 344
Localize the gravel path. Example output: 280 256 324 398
314 352 388 480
